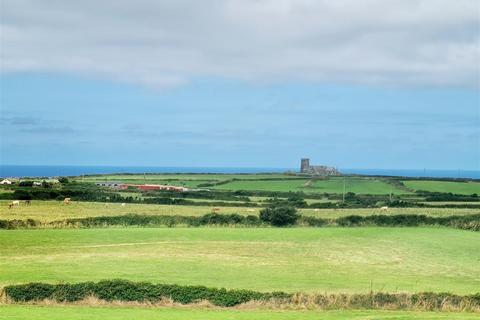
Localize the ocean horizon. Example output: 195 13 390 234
1 165 479 179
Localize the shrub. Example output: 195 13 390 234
58 177 69 184
4 280 291 307
259 205 299 226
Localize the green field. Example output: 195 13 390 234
80 173 300 181
1 200 477 222
403 180 480 195
77 174 414 194
79 174 301 188
0 201 260 221
215 177 407 194
0 305 476 320
1 227 478 294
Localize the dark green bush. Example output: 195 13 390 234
259 205 299 226
4 280 291 307
0 213 478 231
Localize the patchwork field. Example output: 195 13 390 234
403 180 479 195
1 174 479 319
80 173 299 181
214 177 408 194
1 200 477 222
1 227 478 294
0 305 477 320
78 173 415 194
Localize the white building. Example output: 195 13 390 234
0 179 13 185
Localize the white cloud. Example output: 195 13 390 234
1 0 479 88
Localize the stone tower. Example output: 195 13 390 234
301 158 310 173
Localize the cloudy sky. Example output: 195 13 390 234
1 0 479 169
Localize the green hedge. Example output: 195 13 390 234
4 280 290 307
4 281 479 311
0 213 479 231
331 214 480 231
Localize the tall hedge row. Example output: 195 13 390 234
0 213 479 231
4 280 290 307
4 281 479 311
331 214 480 231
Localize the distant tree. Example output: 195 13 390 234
18 180 34 187
58 177 69 184
41 180 51 188
259 205 299 226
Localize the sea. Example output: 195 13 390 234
1 165 479 179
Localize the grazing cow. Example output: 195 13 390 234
63 198 71 205
121 203 126 207
380 206 389 212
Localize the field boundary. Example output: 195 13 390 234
2 280 479 312
1 213 479 231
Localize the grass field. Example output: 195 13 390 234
403 180 480 195
78 174 301 186
1 227 478 294
80 173 300 181
0 305 477 320
0 201 260 221
214 177 407 194
77 174 413 194
1 200 477 221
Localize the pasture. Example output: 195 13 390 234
1 227 478 294
0 305 477 320
215 177 407 194
0 200 477 222
79 173 299 181
78 173 412 194
402 180 479 195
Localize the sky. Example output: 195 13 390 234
0 0 479 169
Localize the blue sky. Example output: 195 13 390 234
1 73 478 169
1 1 479 169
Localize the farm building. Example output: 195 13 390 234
95 182 123 189
300 158 340 176
120 184 189 192
0 178 13 185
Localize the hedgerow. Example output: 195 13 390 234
4 280 290 307
0 213 478 231
4 281 479 311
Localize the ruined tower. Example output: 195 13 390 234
300 158 310 173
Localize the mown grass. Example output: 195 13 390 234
1 200 477 222
1 227 478 294
403 180 480 195
214 177 407 194
0 305 476 320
